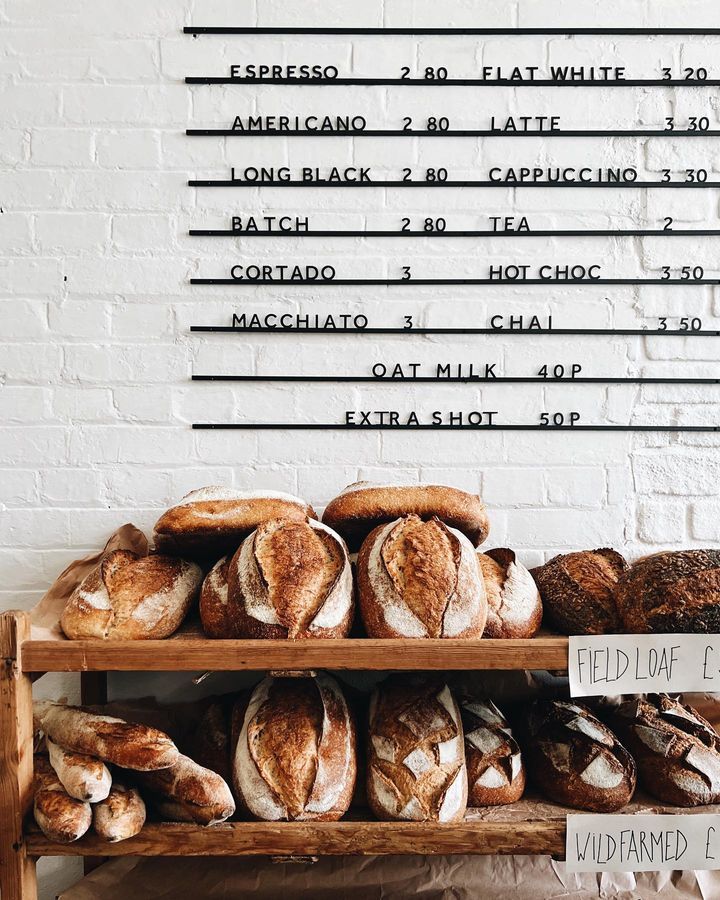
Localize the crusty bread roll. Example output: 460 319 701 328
233 674 356 822
477 548 542 639
92 783 146 842
613 694 720 806
223 518 354 639
153 486 316 560
34 701 179 771
367 676 467 822
33 755 92 843
521 700 635 812
357 515 487 639
460 698 525 806
137 753 235 825
60 549 202 640
46 737 111 802
615 550 720 633
322 481 489 551
531 549 627 635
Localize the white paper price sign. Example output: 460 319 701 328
566 814 720 872
568 634 720 697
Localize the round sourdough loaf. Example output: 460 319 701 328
477 548 542 639
33 755 92 843
531 549 627 635
367 675 467 822
60 549 202 641
153 486 316 560
357 515 487 639
521 699 635 812
198 555 232 638
233 674 356 822
460 697 525 806
615 550 720 634
223 518 354 639
612 694 720 806
92 783 146 842
322 481 489 551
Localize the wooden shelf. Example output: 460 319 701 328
20 634 569 673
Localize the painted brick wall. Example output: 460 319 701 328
2 1 720 895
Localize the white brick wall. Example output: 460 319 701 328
2 2 720 893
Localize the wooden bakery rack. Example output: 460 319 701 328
0 609 567 899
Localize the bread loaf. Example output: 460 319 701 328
198 556 232 638
460 698 525 806
60 549 202 640
47 737 111 802
224 518 353 639
357 515 487 639
92 783 146 842
233 674 356 821
615 550 720 633
322 481 490 551
367 676 467 822
531 549 627 635
613 694 720 806
153 486 316 560
136 753 235 825
33 755 92 843
521 700 635 812
35 701 179 771
191 699 234 784
477 548 542 639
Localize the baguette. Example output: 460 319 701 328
35 701 178 771
47 737 111 802
136 753 235 825
93 783 146 842
33 755 92 843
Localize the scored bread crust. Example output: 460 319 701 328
92 783 146 842
614 550 720 634
477 548 543 639
33 755 92 843
199 556 232 638
531 549 627 635
357 516 487 639
321 481 490 551
366 676 468 823
60 549 202 641
460 698 525 806
153 486 317 559
136 753 235 825
613 694 720 806
233 674 356 822
224 518 354 640
521 700 636 813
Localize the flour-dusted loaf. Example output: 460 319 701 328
615 550 720 634
46 737 111 803
357 515 487 639
34 701 179 771
136 753 235 825
92 783 146 842
153 486 316 560
198 555 232 638
521 700 636 812
477 548 543 639
460 698 525 806
60 549 202 641
224 518 354 639
367 676 467 822
531 549 627 635
613 694 720 806
322 481 490 551
233 674 356 822
33 755 92 843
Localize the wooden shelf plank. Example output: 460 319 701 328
20 636 568 673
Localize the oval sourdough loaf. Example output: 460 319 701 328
223 518 354 639
60 549 202 641
477 548 542 639
460 698 525 806
521 699 636 812
92 783 146 842
367 675 467 822
136 753 235 825
153 486 316 559
46 736 112 802
233 674 356 822
33 755 92 843
358 515 487 639
322 481 490 551
612 694 720 806
615 550 720 633
530 549 627 635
